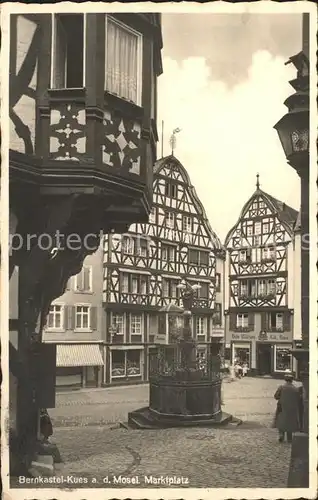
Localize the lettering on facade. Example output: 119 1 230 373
231 333 255 340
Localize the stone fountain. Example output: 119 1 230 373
126 282 234 429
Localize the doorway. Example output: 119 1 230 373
257 343 272 375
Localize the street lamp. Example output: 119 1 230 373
274 50 310 435
274 52 309 171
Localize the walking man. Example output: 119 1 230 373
274 370 301 443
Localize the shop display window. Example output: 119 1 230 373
111 349 141 378
274 346 292 372
233 345 250 367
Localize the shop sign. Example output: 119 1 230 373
231 332 256 341
154 333 167 344
258 330 291 342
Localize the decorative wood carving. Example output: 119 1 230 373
102 109 141 174
49 103 86 160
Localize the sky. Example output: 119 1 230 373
157 13 303 243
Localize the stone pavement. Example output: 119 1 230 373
42 378 294 488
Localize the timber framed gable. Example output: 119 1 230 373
103 155 223 313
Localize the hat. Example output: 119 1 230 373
284 369 293 380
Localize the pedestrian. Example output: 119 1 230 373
229 364 236 382
234 361 242 378
273 370 301 443
242 362 248 377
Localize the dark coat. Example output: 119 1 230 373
274 382 301 432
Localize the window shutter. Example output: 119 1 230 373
261 312 267 330
283 312 291 332
67 306 75 330
229 313 236 330
248 313 254 328
63 306 68 330
83 267 91 291
76 270 84 291
90 307 97 330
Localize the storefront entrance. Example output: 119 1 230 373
257 343 272 375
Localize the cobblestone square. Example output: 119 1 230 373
45 377 294 488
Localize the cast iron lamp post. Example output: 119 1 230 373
274 50 309 433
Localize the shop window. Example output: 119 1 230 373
111 350 141 378
127 350 141 376
233 345 250 367
111 350 125 378
105 16 142 105
274 346 292 372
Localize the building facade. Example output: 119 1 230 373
103 155 225 385
42 248 104 389
224 179 299 377
8 10 163 459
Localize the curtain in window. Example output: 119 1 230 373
106 18 138 103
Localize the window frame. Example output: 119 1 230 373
105 15 143 106
165 211 175 229
74 265 93 293
236 313 249 328
50 13 86 89
110 313 125 335
274 345 292 372
130 314 143 336
46 303 65 331
182 215 193 233
74 304 91 331
196 316 207 336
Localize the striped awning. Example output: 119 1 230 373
56 344 103 367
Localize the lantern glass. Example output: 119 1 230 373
275 113 309 159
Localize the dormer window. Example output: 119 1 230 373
105 16 142 105
51 14 85 89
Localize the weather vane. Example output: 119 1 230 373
169 128 182 155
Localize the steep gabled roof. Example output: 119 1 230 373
225 187 299 246
153 155 224 252
263 192 299 228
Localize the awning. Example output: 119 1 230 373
56 344 103 367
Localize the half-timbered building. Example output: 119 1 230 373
103 155 225 385
8 10 163 467
224 176 299 377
